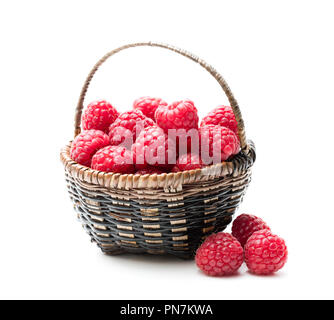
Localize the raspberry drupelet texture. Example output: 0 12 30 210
135 167 165 175
195 233 244 276
172 153 204 172
199 125 240 164
155 100 199 132
232 214 271 247
133 96 168 121
109 110 155 148
82 100 119 133
245 229 288 275
70 130 110 167
131 126 177 169
200 105 239 137
91 145 134 174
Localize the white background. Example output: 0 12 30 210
0 0 333 300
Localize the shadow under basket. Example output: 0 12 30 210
60 42 256 259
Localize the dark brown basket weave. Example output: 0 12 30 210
60 42 256 259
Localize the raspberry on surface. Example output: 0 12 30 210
133 96 168 121
131 126 177 169
70 130 110 167
173 153 204 172
109 110 155 148
200 105 239 137
135 167 165 175
155 100 199 133
82 100 119 133
199 125 240 164
195 233 244 276
91 145 134 174
245 230 288 275
232 214 270 247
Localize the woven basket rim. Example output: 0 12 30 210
61 140 255 190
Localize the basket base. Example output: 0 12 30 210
91 223 230 260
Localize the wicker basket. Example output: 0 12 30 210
60 42 256 259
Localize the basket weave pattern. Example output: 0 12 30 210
61 42 256 259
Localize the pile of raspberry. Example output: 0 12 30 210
195 214 288 276
70 97 241 174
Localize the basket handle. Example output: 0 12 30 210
74 42 248 150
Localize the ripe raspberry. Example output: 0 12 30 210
232 214 270 247
82 100 119 133
170 128 200 156
172 153 204 172
199 125 240 164
171 166 181 173
133 96 167 121
109 110 155 148
245 230 288 275
195 233 244 276
201 105 239 137
91 145 134 174
70 130 110 167
132 126 176 169
155 100 199 132
135 167 165 175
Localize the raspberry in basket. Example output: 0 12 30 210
232 214 270 247
172 153 204 172
245 229 288 275
195 233 244 276
133 96 167 121
200 105 239 137
82 100 119 133
199 125 240 164
91 145 135 174
155 100 199 132
132 126 177 169
109 110 155 148
70 129 110 167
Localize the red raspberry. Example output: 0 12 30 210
135 167 165 175
171 166 181 173
155 100 199 133
91 145 134 174
201 105 239 137
195 233 244 276
109 110 155 148
245 230 288 275
199 125 240 164
133 96 167 121
70 130 110 167
82 100 119 133
232 214 270 247
172 153 204 172
132 126 177 169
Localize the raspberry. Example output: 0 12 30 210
135 167 165 175
133 96 167 121
171 166 181 173
199 125 240 164
200 105 239 137
245 230 288 275
195 233 244 276
172 153 204 172
232 214 270 247
82 100 119 133
155 100 199 133
109 110 155 148
132 126 177 169
70 130 110 167
91 145 134 174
